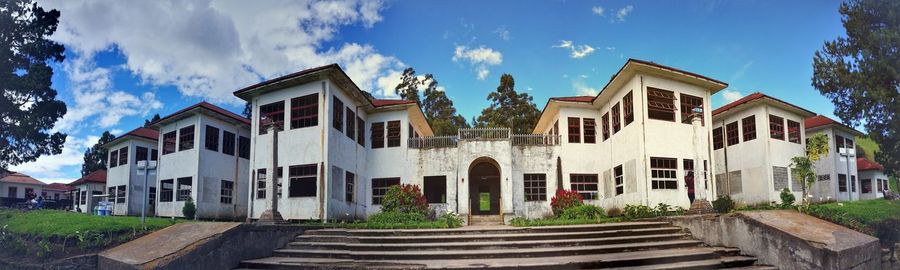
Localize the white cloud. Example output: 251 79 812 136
729 61 754 82
554 40 596 59
591 6 605 16
46 0 399 104
493 26 511 40
721 89 744 103
452 45 503 80
615 5 634 22
574 81 598 96
10 135 99 182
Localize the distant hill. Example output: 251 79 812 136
855 136 880 161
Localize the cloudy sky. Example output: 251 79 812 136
12 0 848 183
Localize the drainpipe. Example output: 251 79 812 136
247 97 257 223
232 123 240 221
722 119 730 197
639 75 650 206
320 81 328 221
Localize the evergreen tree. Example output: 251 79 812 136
81 131 116 176
394 68 469 136
242 101 252 118
396 67 422 104
0 0 67 168
143 114 161 127
474 74 540 134
812 0 899 173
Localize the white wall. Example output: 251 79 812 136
106 138 158 216
808 127 860 202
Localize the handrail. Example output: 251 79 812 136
511 134 561 146
406 129 561 149
408 136 459 149
459 128 510 140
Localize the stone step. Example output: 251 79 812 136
296 227 684 244
289 233 691 251
303 221 673 237
721 266 778 270
719 256 758 268
273 239 705 260
469 215 504 225
239 247 722 269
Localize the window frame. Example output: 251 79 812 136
371 122 385 149
623 91 634 126
424 175 448 204
567 117 581 143
259 101 285 135
650 157 678 190
713 127 724 150
583 118 596 144
346 108 356 139
290 93 318 129
109 149 119 168
614 165 624 195
345 172 355 202
570 174 599 200
222 131 235 156
288 164 317 197
838 174 848 192
178 125 195 151
387 120 401 147
119 147 128 165
176 177 192 201
742 116 757 141
255 169 267 199
220 180 233 204
116 185 126 203
372 178 400 205
135 146 148 164
160 179 174 202
163 131 177 155
612 102 621 133
238 136 250 159
601 112 610 141
356 117 365 147
523 173 547 202
726 121 739 146
332 96 344 132
646 87 677 122
769 114 785 140
680 93 703 125
205 125 219 151
787 120 801 144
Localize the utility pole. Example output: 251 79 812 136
257 116 285 224
138 160 157 227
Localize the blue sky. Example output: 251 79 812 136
13 0 848 183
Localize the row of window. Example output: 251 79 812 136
109 146 159 168
160 177 193 202
259 94 376 148
713 114 801 150
834 135 855 151
163 125 250 158
371 121 402 148
106 185 127 203
648 87 705 124
71 188 101 205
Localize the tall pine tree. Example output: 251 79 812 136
143 113 161 127
395 68 469 136
81 131 115 176
474 74 540 134
0 0 67 168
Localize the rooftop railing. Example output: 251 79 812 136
408 128 561 149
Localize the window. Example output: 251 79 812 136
222 131 235 156
861 179 871 194
769 115 784 140
647 87 677 121
680 94 703 124
713 127 724 150
346 108 356 139
570 174 598 200
119 147 128 165
623 91 634 126
424 176 447 203
372 178 400 205
205 125 219 151
567 117 581 143
602 112 610 141
742 116 757 141
148 187 156 206
220 180 233 204
650 157 678 189
176 177 192 201
838 174 847 192
683 159 694 188
238 136 250 159
288 164 317 197
179 125 195 151
836 135 845 150
256 169 266 199
116 185 126 203
345 172 355 202
163 131 176 154
408 124 416 138
151 149 158 161
726 121 739 146
851 175 857 192
7 187 16 198
612 103 621 133
356 117 365 147
290 93 318 129
136 146 148 164
259 101 284 134
787 120 801 143
614 165 624 195
109 149 119 168
846 138 854 150
817 174 831 182
524 174 547 201
80 190 86 204
371 122 385 148
333 96 344 132
107 187 115 202
553 121 560 144
387 120 401 147
583 118 596 144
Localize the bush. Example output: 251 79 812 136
437 210 463 228
623 204 655 220
712 195 735 214
367 211 427 224
381 184 428 215
606 207 622 217
779 188 796 209
551 189 584 216
560 204 606 220
182 197 196 220
654 203 671 217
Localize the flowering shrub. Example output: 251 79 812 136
551 189 584 216
381 184 428 215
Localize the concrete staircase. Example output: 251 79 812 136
237 221 777 269
469 214 504 226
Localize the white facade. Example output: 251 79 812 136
154 103 251 220
858 166 889 200
104 129 159 216
71 182 105 213
805 117 865 202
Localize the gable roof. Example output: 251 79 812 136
712 92 816 118
550 96 594 103
857 158 885 172
103 127 159 149
371 99 417 107
0 172 46 186
68 170 107 186
153 101 251 127
45 183 74 191
804 115 865 136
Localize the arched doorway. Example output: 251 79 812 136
468 158 501 215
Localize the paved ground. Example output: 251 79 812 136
741 210 875 251
100 222 240 266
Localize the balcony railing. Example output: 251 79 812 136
459 128 510 140
408 136 459 149
408 128 561 149
511 134 561 146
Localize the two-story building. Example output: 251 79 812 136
102 127 159 216
856 158 890 200
234 59 728 223
152 102 251 220
710 93 816 205
804 115 865 202
68 170 107 213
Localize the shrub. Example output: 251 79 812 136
551 189 584 216
437 210 463 228
182 197 196 220
712 195 735 214
368 211 427 224
623 204 655 220
560 204 606 220
779 188 796 209
654 203 671 217
381 184 428 215
606 207 623 217
672 206 687 216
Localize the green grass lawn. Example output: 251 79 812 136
0 209 184 238
807 199 900 234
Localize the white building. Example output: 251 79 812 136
102 127 160 216
710 93 815 205
44 183 73 202
804 115 865 202
0 171 47 206
68 170 107 213
856 158 890 200
152 102 251 220
235 59 728 222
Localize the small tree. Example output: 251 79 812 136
381 184 427 215
550 189 583 216
182 197 196 220
791 133 830 211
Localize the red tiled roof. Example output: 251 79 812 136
45 183 74 191
126 127 160 141
857 158 885 171
371 99 417 107
804 115 864 136
68 170 107 186
233 64 339 96
0 172 46 186
550 96 594 103
712 92 815 116
155 101 250 126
